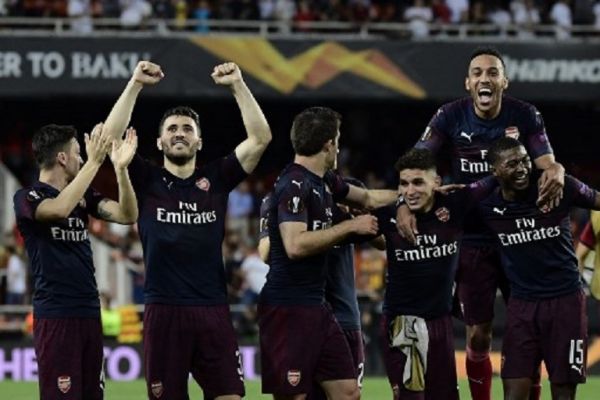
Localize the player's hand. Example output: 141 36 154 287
131 61 164 86
396 204 417 245
110 127 138 170
434 183 465 195
84 123 112 166
536 162 564 212
347 214 379 236
211 62 243 86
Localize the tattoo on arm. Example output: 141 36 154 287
97 201 113 221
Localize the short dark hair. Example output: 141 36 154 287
290 107 341 156
158 106 201 135
487 137 523 165
32 124 78 169
394 148 436 173
469 46 506 69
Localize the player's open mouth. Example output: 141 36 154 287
477 88 493 106
513 172 528 185
406 197 420 207
172 139 189 146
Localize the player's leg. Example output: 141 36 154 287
378 315 425 400
81 318 105 400
503 378 532 400
457 245 499 400
549 383 577 400
501 298 542 400
144 304 194 400
34 318 85 400
540 291 587 400
316 310 359 400
344 329 366 390
189 305 244 400
258 304 322 397
423 315 459 400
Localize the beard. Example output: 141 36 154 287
164 151 195 166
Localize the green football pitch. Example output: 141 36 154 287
2 377 600 399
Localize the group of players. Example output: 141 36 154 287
12 46 600 400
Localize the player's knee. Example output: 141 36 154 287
467 324 493 350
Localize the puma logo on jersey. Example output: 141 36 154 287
460 131 475 143
571 365 583 374
312 189 321 198
291 180 302 189
493 207 507 215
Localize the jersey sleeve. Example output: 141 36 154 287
521 105 554 160
564 175 597 209
85 187 107 219
277 180 310 225
128 154 152 194
324 171 350 201
222 152 249 192
414 107 449 155
259 193 271 239
13 188 45 222
462 176 498 208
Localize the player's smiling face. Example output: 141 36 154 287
465 54 508 119
157 115 201 165
398 168 440 213
493 145 532 192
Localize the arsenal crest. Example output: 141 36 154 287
287 196 304 214
505 126 520 140
195 177 210 191
151 381 164 398
287 370 301 387
57 376 71 393
435 207 450 222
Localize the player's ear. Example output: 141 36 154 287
434 174 442 187
156 137 162 151
56 151 68 167
197 137 202 152
464 77 470 92
502 76 509 90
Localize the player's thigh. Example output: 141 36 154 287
503 378 533 400
314 311 356 385
190 305 245 399
343 329 365 388
143 304 194 399
456 245 501 326
501 298 542 380
80 319 104 400
540 290 587 385
258 304 323 395
34 318 95 400
320 379 359 400
423 315 459 400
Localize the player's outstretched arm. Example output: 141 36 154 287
258 237 270 262
212 62 272 174
280 215 378 259
97 128 139 224
35 123 112 221
344 185 397 211
103 61 164 143
534 154 565 209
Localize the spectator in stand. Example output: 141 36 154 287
404 0 433 38
349 0 372 22
68 0 94 34
5 234 27 305
594 0 600 29
294 0 318 30
487 1 512 35
511 0 541 38
119 0 152 29
550 0 573 39
258 0 275 20
446 0 469 23
193 0 212 32
227 181 254 239
432 0 452 23
274 0 296 33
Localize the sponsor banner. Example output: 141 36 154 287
0 38 598 100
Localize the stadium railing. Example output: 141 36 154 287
0 17 600 41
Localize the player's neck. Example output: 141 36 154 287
38 169 69 191
473 104 501 120
163 157 196 179
500 186 528 202
294 154 327 177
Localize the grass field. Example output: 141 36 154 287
2 377 600 399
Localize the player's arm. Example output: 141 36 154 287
344 185 397 210
534 153 565 208
258 237 270 262
280 216 378 260
211 63 272 174
103 61 164 143
96 128 139 224
35 123 112 221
